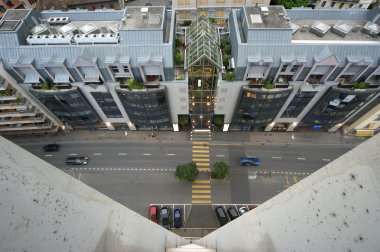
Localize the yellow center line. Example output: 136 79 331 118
193 180 210 184
192 190 211 194
192 185 211 189
192 195 211 199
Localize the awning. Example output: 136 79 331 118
24 74 40 83
54 74 70 83
247 65 266 78
143 65 161 76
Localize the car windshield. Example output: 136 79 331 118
174 212 180 218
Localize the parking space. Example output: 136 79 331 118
212 204 259 226
148 203 191 230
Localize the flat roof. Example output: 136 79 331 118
122 6 164 30
245 6 290 29
292 19 380 42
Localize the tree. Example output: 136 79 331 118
224 72 235 81
213 115 224 127
178 115 190 128
274 0 309 9
175 161 199 182
212 162 230 180
353 81 368 90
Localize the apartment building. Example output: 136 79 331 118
312 0 375 9
0 6 379 134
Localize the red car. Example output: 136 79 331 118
149 205 159 223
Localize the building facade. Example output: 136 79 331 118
0 6 379 134
311 0 375 9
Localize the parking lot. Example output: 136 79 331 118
148 203 259 236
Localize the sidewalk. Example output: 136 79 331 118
4 129 366 147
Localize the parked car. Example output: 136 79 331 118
173 208 182 228
149 205 159 223
238 206 249 215
43 144 59 152
227 207 239 220
160 207 171 229
145 2 152 6
66 156 89 165
215 206 229 226
240 156 260 166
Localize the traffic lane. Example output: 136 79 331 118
79 170 192 216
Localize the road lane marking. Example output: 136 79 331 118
44 154 53 157
167 153 176 156
69 153 77 156
192 141 209 145
192 145 209 149
192 185 211 189
192 200 211 204
195 162 209 166
193 158 210 162
93 153 102 156
297 157 306 160
216 154 225 157
118 153 127 156
272 157 282 159
193 154 209 157
192 150 209 153
322 159 331 161
192 195 211 199
143 153 151 156
192 190 211 194
193 180 210 184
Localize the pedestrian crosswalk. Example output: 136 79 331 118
191 131 212 204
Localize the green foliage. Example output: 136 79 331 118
212 162 230 180
174 49 184 65
51 85 58 91
263 80 275 90
41 82 50 90
175 161 199 182
176 74 185 80
180 20 192 26
223 54 231 68
178 115 190 127
175 38 182 48
220 37 231 55
213 115 224 127
274 0 309 9
208 17 216 23
224 72 235 81
127 78 144 90
352 81 368 90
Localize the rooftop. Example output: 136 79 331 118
291 19 380 42
0 9 30 32
121 6 164 30
244 6 290 29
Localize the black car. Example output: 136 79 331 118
227 207 239 220
43 144 59 152
173 208 182 228
66 156 89 165
215 206 229 226
160 207 171 230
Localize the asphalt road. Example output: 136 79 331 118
18 141 351 212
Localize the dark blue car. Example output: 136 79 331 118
240 156 260 166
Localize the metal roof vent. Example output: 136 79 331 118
260 7 269 12
361 21 380 37
290 22 300 34
310 21 331 37
331 23 352 38
250 14 263 24
141 7 149 19
79 23 98 34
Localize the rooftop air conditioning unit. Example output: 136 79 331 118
301 25 308 32
263 12 269 16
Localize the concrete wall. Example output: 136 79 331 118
0 137 183 252
197 134 380 251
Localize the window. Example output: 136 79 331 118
178 0 184 5
349 4 353 8
179 11 191 19
200 0 208 4
281 65 287 72
331 2 336 7
215 9 224 17
216 0 225 3
339 3 344 8
123 66 130 73
291 65 299 73
321 1 326 7
252 0 264 3
199 9 208 17
233 0 242 3
110 66 119 73
185 0 190 4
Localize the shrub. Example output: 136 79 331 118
180 20 192 26
263 80 275 89
41 82 50 90
212 162 230 180
128 78 144 90
178 115 190 127
174 49 183 65
213 115 224 127
224 72 234 81
175 161 199 182
352 81 368 90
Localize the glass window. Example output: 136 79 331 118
216 0 225 3
200 0 208 4
178 0 184 5
215 9 224 17
110 66 119 73
233 0 242 3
